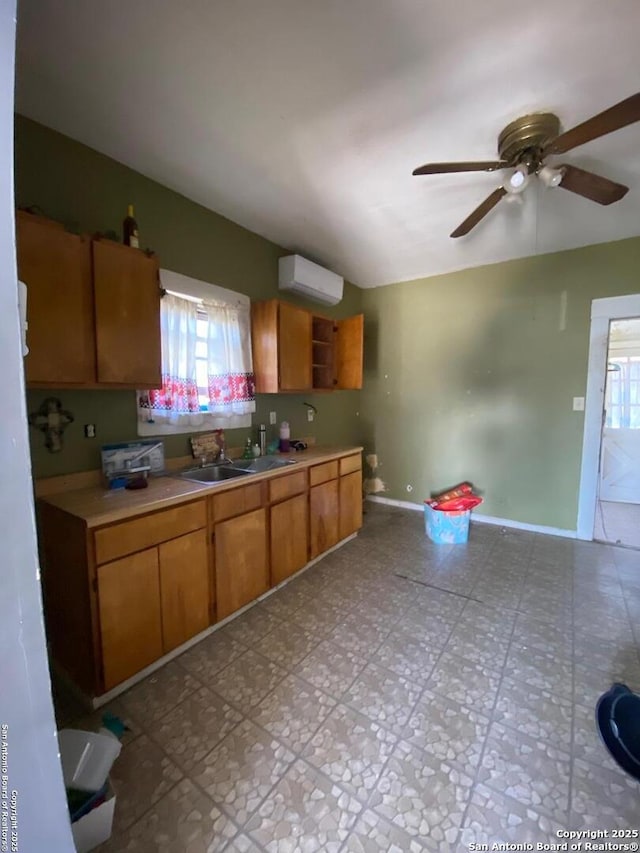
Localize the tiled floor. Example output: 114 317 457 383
55 503 640 851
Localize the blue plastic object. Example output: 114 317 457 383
101 712 129 739
424 501 471 544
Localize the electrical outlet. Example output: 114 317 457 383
84 424 96 439
307 408 314 422
269 411 277 425
573 397 585 411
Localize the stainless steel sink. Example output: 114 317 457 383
229 455 298 473
177 465 252 483
174 454 298 484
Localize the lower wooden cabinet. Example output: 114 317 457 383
310 479 340 559
97 527 210 690
339 469 363 540
97 549 164 691
159 529 210 653
271 493 309 585
215 507 269 620
39 452 363 698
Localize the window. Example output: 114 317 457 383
605 356 640 429
195 308 210 410
137 269 255 436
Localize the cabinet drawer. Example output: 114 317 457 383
309 460 338 486
94 500 207 565
269 470 307 503
211 483 264 523
339 454 362 476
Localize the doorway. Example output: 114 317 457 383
593 317 640 547
578 294 640 543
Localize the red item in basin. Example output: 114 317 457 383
431 495 483 512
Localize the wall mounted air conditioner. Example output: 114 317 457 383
278 255 343 306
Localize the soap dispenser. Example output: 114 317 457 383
279 421 290 453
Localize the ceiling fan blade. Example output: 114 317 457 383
412 161 509 176
450 187 507 238
558 164 629 205
543 92 640 156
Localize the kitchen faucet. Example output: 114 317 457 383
199 443 232 467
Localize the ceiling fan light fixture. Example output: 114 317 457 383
538 164 564 188
503 164 529 194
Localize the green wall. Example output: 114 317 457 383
16 116 363 477
361 238 640 530
17 115 640 530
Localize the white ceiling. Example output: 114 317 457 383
14 0 640 288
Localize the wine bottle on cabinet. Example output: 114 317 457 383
122 204 139 248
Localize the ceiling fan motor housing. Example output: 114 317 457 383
497 113 561 167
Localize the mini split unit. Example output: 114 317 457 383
278 255 344 306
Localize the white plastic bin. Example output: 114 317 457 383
58 729 122 793
71 781 117 853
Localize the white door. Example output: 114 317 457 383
599 319 640 503
600 428 640 502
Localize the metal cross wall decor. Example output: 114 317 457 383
29 397 74 453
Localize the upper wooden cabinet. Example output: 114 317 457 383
17 212 95 385
279 301 312 391
251 299 311 392
93 239 162 387
251 298 363 393
335 314 364 390
16 211 161 389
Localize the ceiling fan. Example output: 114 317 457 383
412 92 640 238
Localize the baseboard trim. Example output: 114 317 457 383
366 495 423 512
365 495 577 539
471 512 576 539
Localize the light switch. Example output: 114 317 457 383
573 397 585 411
269 411 277 425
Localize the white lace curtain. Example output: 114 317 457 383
205 301 256 414
137 291 255 434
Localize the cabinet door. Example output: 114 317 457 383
93 240 162 387
309 479 339 559
335 314 364 390
97 549 163 690
17 212 95 385
159 529 210 653
251 300 279 393
215 508 269 620
271 493 309 585
339 470 363 540
278 302 312 391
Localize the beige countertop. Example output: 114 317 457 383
39 445 363 528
